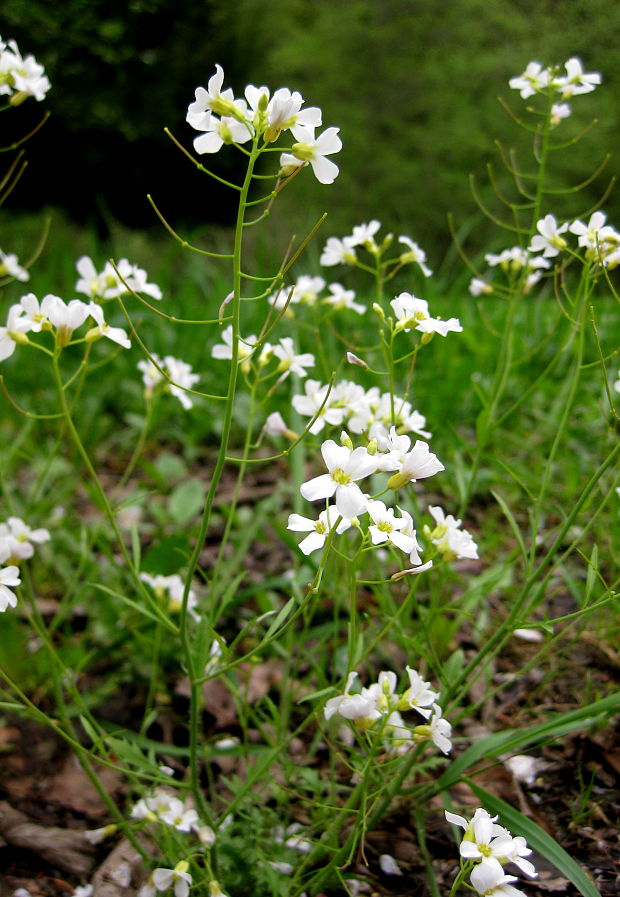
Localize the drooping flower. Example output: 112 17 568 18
0 304 32 361
86 303 131 349
398 236 433 277
0 249 29 281
152 861 193 897
397 666 438 719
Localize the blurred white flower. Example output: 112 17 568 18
0 249 29 281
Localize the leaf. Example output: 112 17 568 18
168 478 206 523
491 489 528 563
141 535 190 574
434 692 620 794
467 783 602 897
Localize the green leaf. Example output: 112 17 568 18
168 478 206 523
435 692 620 794
467 783 602 897
491 489 527 563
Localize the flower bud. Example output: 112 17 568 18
346 351 368 369
366 438 378 455
8 330 30 346
340 431 353 450
85 327 103 343
9 90 29 107
372 302 385 321
420 330 434 346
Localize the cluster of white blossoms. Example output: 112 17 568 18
140 573 200 620
186 64 341 184
267 278 366 316
76 256 162 302
0 36 50 104
0 293 131 360
320 221 433 279
130 788 219 897
0 249 29 282
470 210 620 296
0 517 50 613
324 668 452 755
390 292 462 338
469 247 551 297
137 354 200 410
290 379 430 439
445 808 537 896
211 326 316 381
509 57 601 126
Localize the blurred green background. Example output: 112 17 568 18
2 0 620 252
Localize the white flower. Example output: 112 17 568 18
399 667 438 719
323 283 366 315
193 110 252 154
469 277 493 296
211 325 257 363
153 862 192 897
140 573 200 621
0 38 50 102
390 292 462 336
287 506 350 555
159 798 199 832
86 303 131 349
350 220 381 250
458 813 521 866
366 501 417 554
508 61 550 98
138 353 165 395
550 102 571 126
300 439 378 517
427 505 478 561
470 858 525 897
556 57 601 98
272 338 315 378
264 87 322 142
528 215 569 257
116 258 163 300
569 211 619 262
324 672 380 723
163 356 200 409
320 236 358 266
426 703 452 754
0 565 20 612
0 304 32 361
387 440 445 490
0 516 50 562
45 296 91 345
285 125 342 185
0 249 29 281
398 236 432 277
187 64 246 125
292 379 346 434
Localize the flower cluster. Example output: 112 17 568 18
324 668 452 755
140 573 201 620
137 355 200 409
445 807 537 896
0 249 29 282
509 57 601 125
0 36 50 103
0 293 131 361
211 326 316 382
267 279 366 316
424 506 479 562
470 211 620 296
320 221 433 279
0 517 49 613
291 378 430 439
186 65 341 183
76 256 162 302
390 292 462 338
